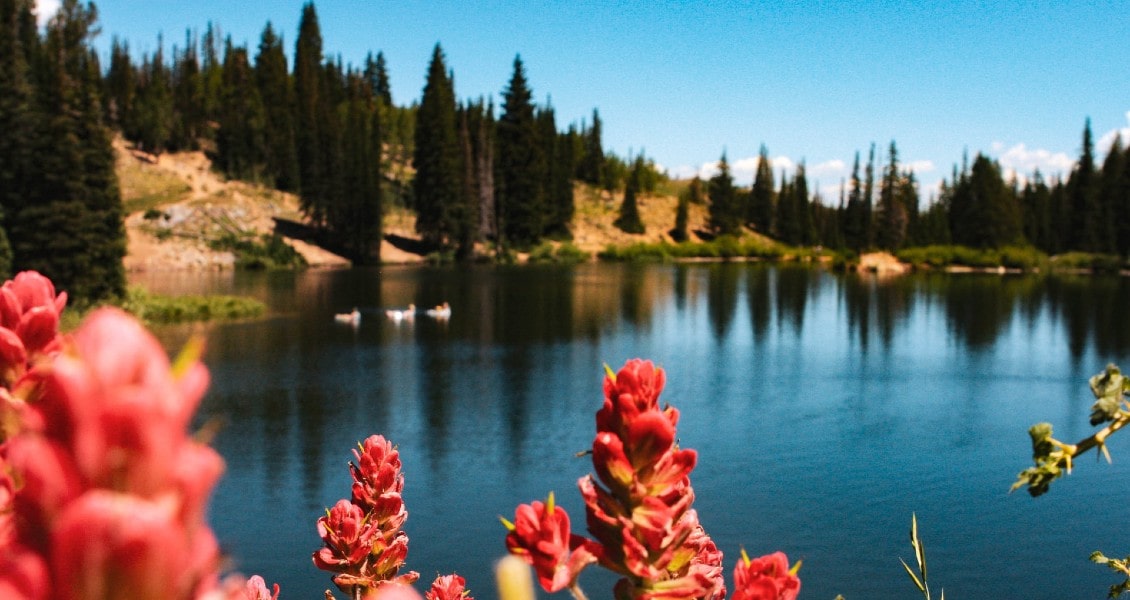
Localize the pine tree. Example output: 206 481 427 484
12 0 124 302
131 40 174 154
1068 118 1102 251
708 153 740 236
614 155 646 234
102 36 134 129
538 104 573 238
948 154 1020 248
214 42 267 182
577 108 604 185
169 30 203 150
748 145 774 233
0 0 34 277
294 2 326 223
671 185 691 242
843 152 868 251
496 55 545 247
1119 142 1130 256
335 82 382 263
469 99 497 242
412 43 461 249
363 50 392 106
255 21 299 191
875 141 908 250
1097 133 1125 255
1020 171 1053 252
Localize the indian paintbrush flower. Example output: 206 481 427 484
506 359 796 600
0 296 278 599
730 550 800 600
315 434 420 597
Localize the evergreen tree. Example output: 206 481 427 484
199 22 223 128
843 152 868 251
748 145 775 233
708 153 740 236
0 0 34 277
468 99 497 241
538 104 573 238
412 43 461 248
363 50 392 106
214 42 266 181
875 141 908 250
577 108 604 185
794 162 815 245
1098 134 1125 255
614 155 646 234
862 143 876 247
671 185 691 242
131 41 173 153
169 30 203 150
12 0 125 302
1068 118 1102 251
455 105 477 259
255 22 299 191
948 154 1021 248
102 36 133 129
1020 171 1053 252
335 83 382 263
294 2 327 223
496 55 545 247
1048 178 1071 254
1119 142 1130 256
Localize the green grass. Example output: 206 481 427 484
119 286 266 324
598 236 788 262
118 163 191 214
896 245 1046 270
1049 252 1127 274
527 241 592 264
208 233 308 270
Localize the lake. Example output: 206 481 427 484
131 263 1130 599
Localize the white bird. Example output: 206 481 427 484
386 303 416 322
334 308 361 326
425 302 451 319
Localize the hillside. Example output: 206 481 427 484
116 138 714 270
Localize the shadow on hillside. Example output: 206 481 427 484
273 217 433 260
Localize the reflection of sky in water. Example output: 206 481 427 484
135 265 1130 600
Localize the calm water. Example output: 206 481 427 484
133 264 1130 600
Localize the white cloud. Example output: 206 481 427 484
1096 110 1130 158
906 160 935 175
35 0 59 27
993 142 1074 183
808 159 847 179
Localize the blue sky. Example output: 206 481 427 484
39 0 1130 202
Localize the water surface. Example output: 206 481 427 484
134 264 1130 599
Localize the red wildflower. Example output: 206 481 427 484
503 493 597 593
351 434 407 532
731 551 800 600
425 573 472 600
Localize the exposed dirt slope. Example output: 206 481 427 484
117 137 714 270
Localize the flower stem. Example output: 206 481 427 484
569 582 589 600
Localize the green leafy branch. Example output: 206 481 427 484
1012 364 1130 497
1092 551 1130 598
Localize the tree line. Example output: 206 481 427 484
700 123 1130 257
5 1 1130 307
